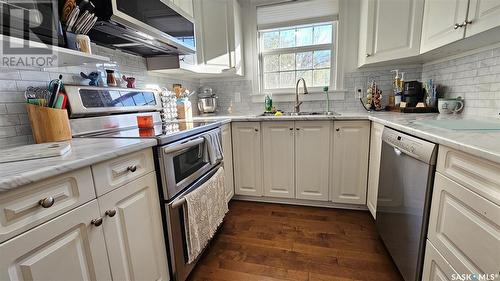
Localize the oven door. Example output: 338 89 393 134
165 163 221 281
159 134 220 200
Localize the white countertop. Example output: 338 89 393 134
194 112 500 165
0 138 157 191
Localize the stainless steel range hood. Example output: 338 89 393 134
89 0 195 57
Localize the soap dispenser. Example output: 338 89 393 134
390 69 401 107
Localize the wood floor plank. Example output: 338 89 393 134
187 201 403 281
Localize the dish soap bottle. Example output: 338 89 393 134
265 94 273 112
395 72 404 106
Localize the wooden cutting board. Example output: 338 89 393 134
0 142 72 163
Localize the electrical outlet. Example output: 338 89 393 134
234 92 241 103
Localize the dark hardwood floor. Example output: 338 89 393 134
187 200 404 281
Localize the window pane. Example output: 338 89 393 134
263 55 279 72
296 27 312 46
314 25 332 44
313 69 330 87
296 52 312 70
264 73 279 89
313 50 331 68
280 29 295 48
263 31 279 49
280 53 295 71
296 70 312 86
280 71 295 88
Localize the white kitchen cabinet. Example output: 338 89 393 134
465 0 500 38
427 172 500 276
232 122 263 196
98 172 169 281
0 200 112 281
420 0 469 53
150 0 244 76
173 0 194 17
295 121 331 201
422 240 458 281
331 121 370 205
221 123 235 202
358 0 424 66
366 122 383 218
262 121 295 199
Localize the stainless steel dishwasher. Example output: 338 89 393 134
376 127 437 281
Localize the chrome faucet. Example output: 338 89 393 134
294 78 308 113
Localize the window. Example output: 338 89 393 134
259 21 336 93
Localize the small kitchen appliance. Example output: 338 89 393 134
197 87 218 114
402 81 424 107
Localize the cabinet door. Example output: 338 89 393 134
262 121 295 199
221 123 235 202
295 121 331 201
422 240 458 281
367 122 384 218
358 0 424 66
194 0 232 68
174 0 194 17
466 0 500 37
427 173 500 276
420 0 469 53
98 172 169 281
0 200 111 281
232 122 263 196
331 121 370 205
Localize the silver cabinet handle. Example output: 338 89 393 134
336 128 340 132
39 197 55 208
105 210 117 217
454 23 465 29
254 128 259 132
464 20 472 26
127 165 137 173
91 218 103 226
366 53 371 57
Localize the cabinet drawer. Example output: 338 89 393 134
422 240 458 281
0 167 95 243
437 146 500 205
428 173 500 275
92 149 154 196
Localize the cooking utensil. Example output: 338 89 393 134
66 6 79 32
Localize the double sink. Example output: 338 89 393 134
259 111 341 117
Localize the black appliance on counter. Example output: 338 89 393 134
402 81 423 107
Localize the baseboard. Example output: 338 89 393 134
231 195 369 211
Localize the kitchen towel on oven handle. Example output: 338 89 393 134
183 167 228 264
202 129 223 165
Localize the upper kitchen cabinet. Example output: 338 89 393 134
420 0 500 54
420 0 469 53
465 0 500 37
168 0 195 18
147 0 244 77
358 0 424 67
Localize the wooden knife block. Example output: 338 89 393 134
26 104 72 144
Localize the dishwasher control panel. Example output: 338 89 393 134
382 127 437 165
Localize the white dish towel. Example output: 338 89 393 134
183 167 228 264
202 129 223 165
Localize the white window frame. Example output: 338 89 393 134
257 17 338 95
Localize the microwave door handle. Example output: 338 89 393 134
163 137 204 154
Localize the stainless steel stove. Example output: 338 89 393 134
65 85 224 281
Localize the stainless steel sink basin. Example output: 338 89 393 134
260 111 341 117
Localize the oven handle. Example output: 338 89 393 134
163 137 204 154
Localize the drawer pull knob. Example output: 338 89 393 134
336 128 340 132
39 197 55 208
91 218 103 226
105 209 117 217
127 165 137 172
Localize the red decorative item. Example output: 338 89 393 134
122 75 136 88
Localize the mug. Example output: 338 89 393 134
438 97 464 114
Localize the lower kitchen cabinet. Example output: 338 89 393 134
98 172 169 281
331 121 370 204
366 122 384 218
232 122 263 196
221 123 235 202
422 240 458 281
262 121 295 198
295 121 331 201
0 200 112 281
